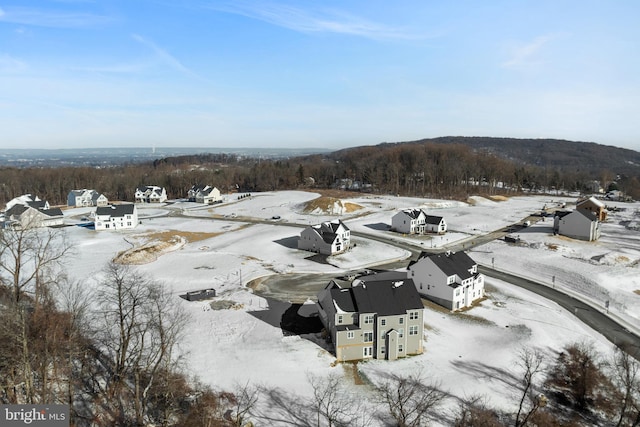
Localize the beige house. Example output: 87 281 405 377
576 196 607 221
316 272 424 362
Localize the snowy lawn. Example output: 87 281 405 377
60 191 639 426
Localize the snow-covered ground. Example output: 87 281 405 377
60 191 640 424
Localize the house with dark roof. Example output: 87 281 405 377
391 208 447 235
391 208 427 234
425 215 447 234
408 251 485 311
188 184 222 204
135 186 167 203
95 204 138 231
298 220 351 255
555 209 601 241
316 272 424 362
3 204 63 229
5 194 44 211
67 189 108 207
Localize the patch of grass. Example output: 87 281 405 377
489 195 509 201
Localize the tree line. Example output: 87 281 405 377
1 142 639 207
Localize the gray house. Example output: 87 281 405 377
298 220 351 255
316 272 424 362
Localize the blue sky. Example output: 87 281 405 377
1 1 639 151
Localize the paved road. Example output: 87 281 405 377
480 265 640 357
174 203 640 354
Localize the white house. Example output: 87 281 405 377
316 271 424 362
188 184 222 204
135 186 167 203
3 204 64 229
67 189 108 207
555 210 601 241
424 215 447 234
5 194 47 211
95 204 138 231
408 251 485 311
391 209 426 234
298 220 351 255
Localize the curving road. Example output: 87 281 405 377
479 266 640 356
174 203 640 354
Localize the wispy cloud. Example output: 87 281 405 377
0 53 28 73
502 35 554 69
132 34 201 80
211 1 420 40
0 6 113 28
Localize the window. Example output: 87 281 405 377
380 346 385 355
337 315 343 324
347 331 354 339
364 315 374 324
409 325 419 336
380 319 386 326
364 332 373 342
399 328 404 338
398 344 403 353
380 330 386 339
399 317 404 325
363 347 373 357
409 311 419 320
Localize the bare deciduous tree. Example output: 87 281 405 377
378 371 447 427
515 347 546 427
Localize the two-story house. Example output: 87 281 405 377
408 251 485 311
67 189 108 207
555 209 601 241
188 184 222 204
298 220 351 255
95 204 138 231
135 186 167 203
3 204 64 229
391 209 427 234
316 272 424 362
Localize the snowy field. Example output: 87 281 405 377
60 191 640 424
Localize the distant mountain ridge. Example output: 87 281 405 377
385 136 640 176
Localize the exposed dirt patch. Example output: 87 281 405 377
144 230 222 243
301 196 363 215
114 230 223 265
489 195 509 201
634 290 640 296
546 243 559 251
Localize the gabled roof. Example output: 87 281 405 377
411 251 476 280
351 277 423 316
397 208 424 219
96 204 136 218
40 208 63 218
577 196 605 208
424 215 444 224
309 220 349 244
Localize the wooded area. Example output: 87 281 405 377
1 140 639 206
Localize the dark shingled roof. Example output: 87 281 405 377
424 215 443 224
311 220 349 245
41 208 63 217
351 276 423 316
400 208 423 219
411 251 476 281
96 204 135 217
